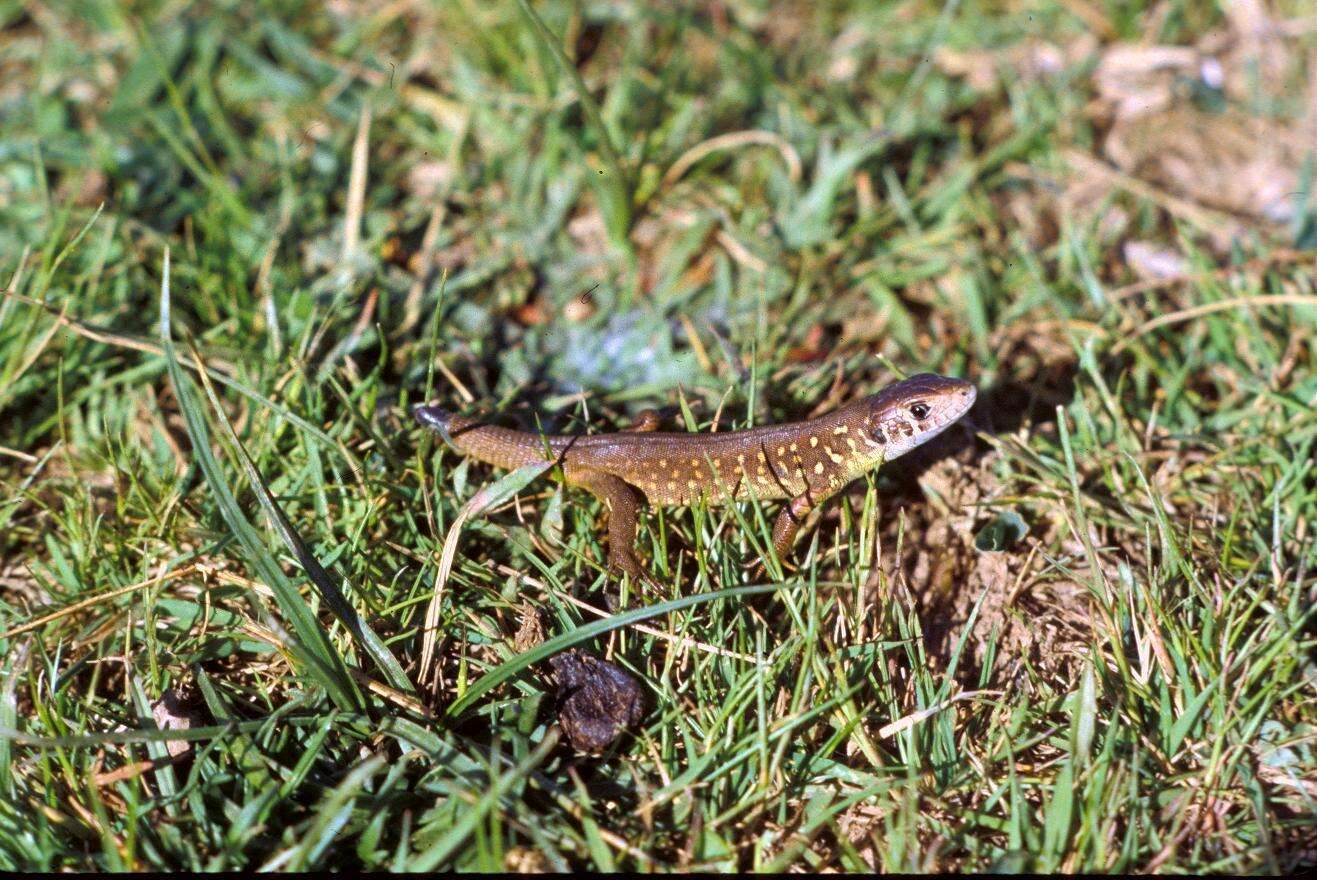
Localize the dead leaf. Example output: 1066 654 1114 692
151 685 201 760
513 605 544 653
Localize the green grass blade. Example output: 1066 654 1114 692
407 730 560 872
446 581 794 719
188 342 416 696
511 0 631 242
157 251 362 710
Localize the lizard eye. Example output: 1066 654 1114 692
909 402 930 421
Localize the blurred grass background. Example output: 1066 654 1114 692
1 0 1315 871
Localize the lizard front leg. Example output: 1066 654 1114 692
770 488 836 563
570 470 659 606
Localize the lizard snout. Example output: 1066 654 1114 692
413 403 454 432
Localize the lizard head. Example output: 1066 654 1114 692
856 373 976 463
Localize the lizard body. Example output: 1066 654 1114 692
414 372 975 584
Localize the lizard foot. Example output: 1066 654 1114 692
741 554 796 580
605 551 662 612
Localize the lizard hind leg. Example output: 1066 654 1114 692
622 409 662 433
570 470 660 604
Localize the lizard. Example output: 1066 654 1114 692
414 372 976 587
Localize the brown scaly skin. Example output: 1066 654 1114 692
414 373 976 588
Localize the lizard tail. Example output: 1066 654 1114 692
413 402 560 471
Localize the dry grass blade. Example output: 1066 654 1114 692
419 459 555 688
0 445 38 463
876 689 1003 739
0 564 203 640
663 130 804 186
341 102 371 267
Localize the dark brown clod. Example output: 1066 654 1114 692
548 649 644 754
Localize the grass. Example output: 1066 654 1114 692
2 0 1315 871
